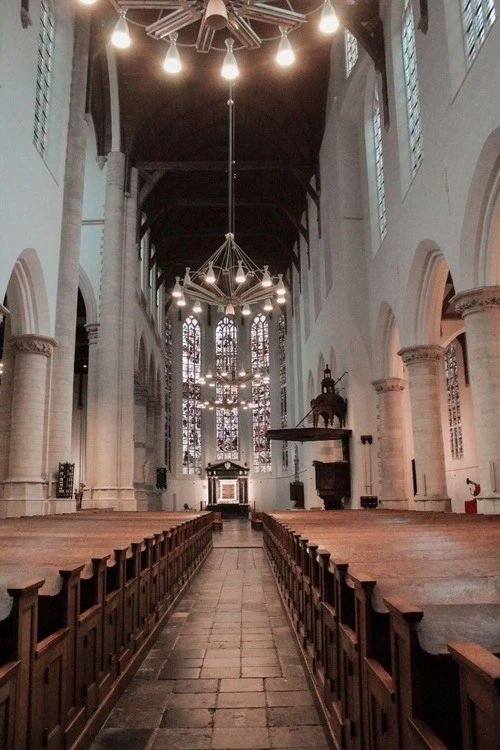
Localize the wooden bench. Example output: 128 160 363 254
251 511 263 530
263 510 500 750
212 511 223 531
0 511 213 750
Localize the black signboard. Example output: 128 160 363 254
57 462 74 499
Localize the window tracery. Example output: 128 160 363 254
462 0 496 66
402 0 423 176
345 29 359 77
373 84 388 243
215 317 239 460
279 313 288 471
182 315 202 474
251 314 271 471
33 0 54 157
444 342 463 460
165 315 172 472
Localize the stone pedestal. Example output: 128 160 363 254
398 346 451 511
1 335 56 516
452 287 500 514
372 378 408 509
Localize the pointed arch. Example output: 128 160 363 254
402 242 450 346
7 249 51 336
78 266 98 324
137 336 147 384
373 302 403 379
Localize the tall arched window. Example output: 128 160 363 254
444 342 463 460
165 315 172 471
33 0 55 157
462 0 496 67
345 29 359 77
215 317 239 460
373 84 387 243
251 314 271 471
182 316 201 474
279 313 288 471
402 0 423 176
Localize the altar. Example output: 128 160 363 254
205 460 250 507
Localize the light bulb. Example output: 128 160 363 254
206 369 213 379
276 28 295 66
177 291 186 307
276 273 286 296
183 267 192 285
206 261 216 283
193 299 202 313
163 33 181 74
264 298 273 311
242 304 251 316
222 39 239 80
236 260 246 284
111 13 131 49
79 0 97 5
319 0 339 34
172 276 182 298
261 265 272 288
225 302 235 315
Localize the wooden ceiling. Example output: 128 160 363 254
87 1 388 295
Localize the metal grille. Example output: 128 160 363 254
33 0 54 157
444 342 463 460
182 316 202 474
402 0 424 176
373 84 387 243
462 0 496 66
345 29 359 77
215 317 239 460
252 314 272 472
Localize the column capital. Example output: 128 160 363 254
9 334 57 358
451 286 500 317
372 377 406 394
84 322 100 344
398 345 444 366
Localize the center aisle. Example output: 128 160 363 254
90 519 331 749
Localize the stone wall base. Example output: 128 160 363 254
379 497 409 510
477 497 500 515
0 498 51 518
83 486 137 511
414 496 452 512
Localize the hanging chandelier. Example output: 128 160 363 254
172 84 288 316
81 1 342 78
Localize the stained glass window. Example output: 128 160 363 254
444 342 463 460
33 0 55 157
462 0 496 67
345 29 359 77
215 317 239 460
182 316 202 474
402 0 423 176
373 84 388 243
251 314 271 471
165 315 172 471
279 314 288 471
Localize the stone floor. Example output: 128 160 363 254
89 519 331 749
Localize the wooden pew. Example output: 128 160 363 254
263 510 500 750
0 511 213 750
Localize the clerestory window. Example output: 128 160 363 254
33 0 55 158
402 0 424 176
462 0 496 67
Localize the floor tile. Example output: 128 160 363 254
89 728 153 750
216 692 267 708
269 725 329 748
219 677 264 692
160 708 214 728
211 727 271 748
213 707 267 727
152 728 212 749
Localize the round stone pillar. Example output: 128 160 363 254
452 287 500 513
372 378 408 509
398 346 451 511
81 323 99 507
3 335 56 515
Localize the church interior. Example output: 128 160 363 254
0 0 499 748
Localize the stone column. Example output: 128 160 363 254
452 287 500 513
372 378 408 509
92 155 137 508
398 346 451 511
0 328 14 490
81 323 99 508
48 7 91 493
134 382 148 509
2 335 56 516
